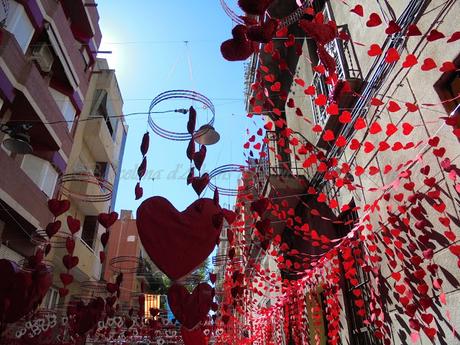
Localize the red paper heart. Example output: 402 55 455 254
181 326 207 345
367 44 382 56
67 216 81 234
366 13 382 27
385 20 401 35
406 24 422 36
136 197 222 280
192 174 210 196
426 29 445 41
98 212 118 228
350 4 363 16
168 283 213 329
48 199 70 217
421 58 437 71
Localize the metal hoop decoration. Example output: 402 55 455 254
208 164 256 196
148 90 215 141
80 280 108 295
31 230 73 248
58 172 113 202
109 255 144 274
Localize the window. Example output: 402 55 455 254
94 162 108 179
81 216 98 249
42 287 61 310
90 89 116 136
4 1 34 52
48 87 77 131
21 154 59 198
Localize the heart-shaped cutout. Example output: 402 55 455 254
136 197 222 280
168 283 213 329
66 216 80 234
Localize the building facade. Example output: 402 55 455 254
0 0 127 323
242 0 460 344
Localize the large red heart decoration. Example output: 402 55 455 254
247 18 279 43
181 325 207 345
67 297 105 336
136 197 223 280
0 259 52 324
168 283 213 330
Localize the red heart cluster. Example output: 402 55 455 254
0 259 52 324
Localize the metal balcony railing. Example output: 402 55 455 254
312 23 363 128
253 131 324 195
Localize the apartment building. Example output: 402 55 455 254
244 0 460 344
0 0 127 318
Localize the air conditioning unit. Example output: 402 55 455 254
31 42 54 73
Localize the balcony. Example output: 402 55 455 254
310 23 364 150
83 116 116 164
253 130 325 234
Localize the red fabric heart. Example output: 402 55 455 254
48 199 70 217
187 168 195 185
62 255 79 270
238 0 273 15
222 208 237 225
140 131 150 156
193 145 207 171
137 157 147 180
181 326 207 345
60 273 74 286
46 221 62 238
221 25 255 61
67 216 81 234
66 237 75 254
168 283 213 329
0 260 52 323
135 182 143 200
247 18 278 43
136 197 223 280
98 212 118 228
101 232 110 248
68 297 105 336
192 174 210 196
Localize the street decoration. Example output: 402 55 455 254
136 196 224 281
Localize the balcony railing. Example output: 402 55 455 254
311 24 363 129
253 131 324 195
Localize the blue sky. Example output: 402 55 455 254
96 1 261 212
